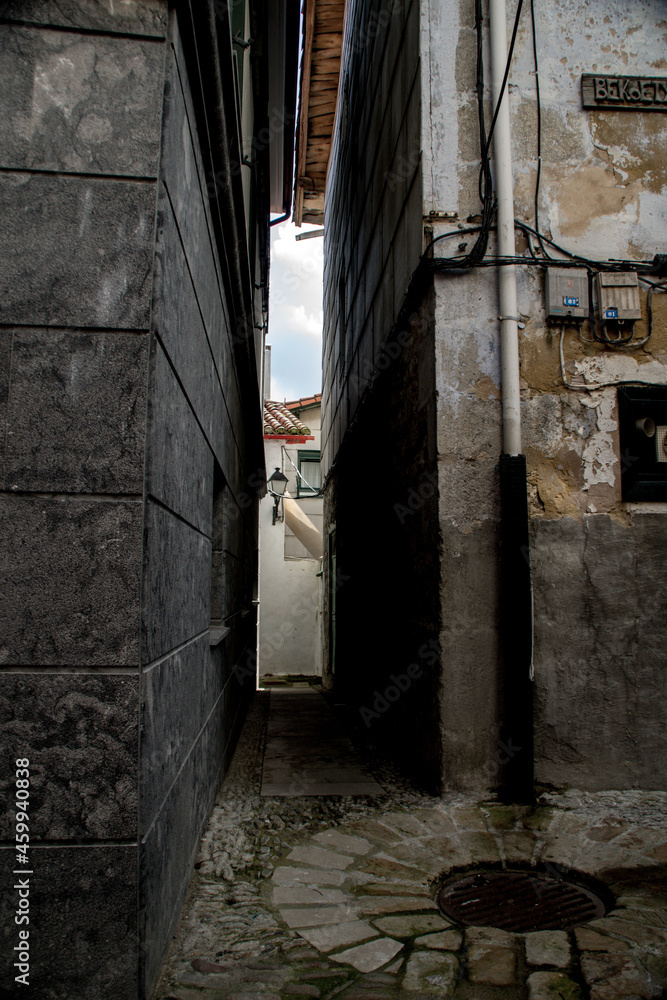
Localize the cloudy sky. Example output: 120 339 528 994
268 220 324 402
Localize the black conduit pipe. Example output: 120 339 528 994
499 454 534 804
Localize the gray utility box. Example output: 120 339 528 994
545 268 589 320
597 271 641 321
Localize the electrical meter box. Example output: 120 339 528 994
597 272 641 321
545 268 589 320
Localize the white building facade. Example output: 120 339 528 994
259 397 324 679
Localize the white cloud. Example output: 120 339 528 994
268 219 324 396
270 375 297 403
279 303 323 339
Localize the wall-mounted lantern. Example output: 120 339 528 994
267 467 288 524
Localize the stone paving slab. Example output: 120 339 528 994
296 921 379 953
524 929 571 967
401 950 458 993
329 937 403 973
528 970 584 999
414 930 463 950
353 896 437 916
311 831 372 855
272 867 347 887
287 846 355 869
281 905 356 928
266 795 667 994
272 887 347 905
371 913 450 937
260 690 383 797
155 692 667 1000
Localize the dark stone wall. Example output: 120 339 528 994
0 4 262 998
0 2 164 994
138 20 259 995
323 296 442 791
321 0 422 475
321 0 440 788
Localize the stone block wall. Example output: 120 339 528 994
0 3 263 997
140 20 260 991
0 5 164 996
321 0 445 786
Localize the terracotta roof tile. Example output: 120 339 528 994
285 393 322 411
264 400 311 435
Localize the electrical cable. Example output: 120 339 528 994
528 0 548 259
468 0 494 266
483 0 525 173
281 444 323 497
644 282 667 346
426 0 526 271
558 325 666 393
422 3 663 282
514 222 660 274
418 0 666 371
426 221 662 279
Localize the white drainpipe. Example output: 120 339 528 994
489 0 522 456
489 0 534 804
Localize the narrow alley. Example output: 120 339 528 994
155 684 667 1000
2 3 666 998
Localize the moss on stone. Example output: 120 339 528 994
524 807 555 831
483 805 519 829
546 976 583 1000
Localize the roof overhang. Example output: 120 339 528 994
285 393 322 410
264 435 315 443
267 0 301 216
293 0 346 226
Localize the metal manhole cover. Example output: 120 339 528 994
436 869 607 933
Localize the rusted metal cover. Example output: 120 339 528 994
437 869 607 933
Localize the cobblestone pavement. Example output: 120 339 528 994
155 689 667 1000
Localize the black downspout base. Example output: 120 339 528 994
499 453 535 805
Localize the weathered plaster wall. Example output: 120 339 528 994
417 0 507 791
509 0 667 262
321 0 667 794
510 0 667 789
434 273 505 791
428 0 667 790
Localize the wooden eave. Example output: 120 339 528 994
293 0 345 226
